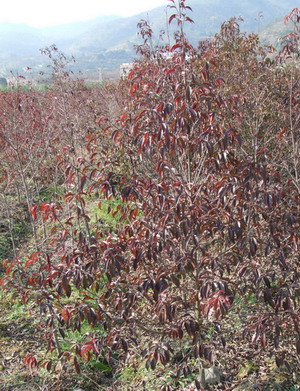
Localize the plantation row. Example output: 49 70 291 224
0 2 300 390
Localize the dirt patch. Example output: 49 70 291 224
0 314 45 391
0 302 113 391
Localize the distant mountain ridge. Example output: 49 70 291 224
0 0 297 76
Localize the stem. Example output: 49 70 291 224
2 193 17 257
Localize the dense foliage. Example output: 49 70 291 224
0 2 299 390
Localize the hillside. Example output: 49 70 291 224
0 0 297 75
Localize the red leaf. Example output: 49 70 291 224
74 356 81 374
62 308 71 321
80 176 87 191
119 114 128 123
97 116 105 126
168 14 177 24
29 205 37 220
130 83 138 95
278 127 287 138
261 332 267 349
171 43 181 52
185 16 194 23
61 276 71 297
150 357 157 370
121 338 129 352
25 252 41 268
112 129 121 142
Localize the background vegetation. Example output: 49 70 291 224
0 0 297 77
0 2 299 390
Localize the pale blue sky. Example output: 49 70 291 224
0 0 168 28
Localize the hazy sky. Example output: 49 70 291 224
0 0 169 28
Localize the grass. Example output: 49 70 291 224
38 185 65 203
0 217 30 260
0 290 114 390
89 197 124 229
0 291 32 321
